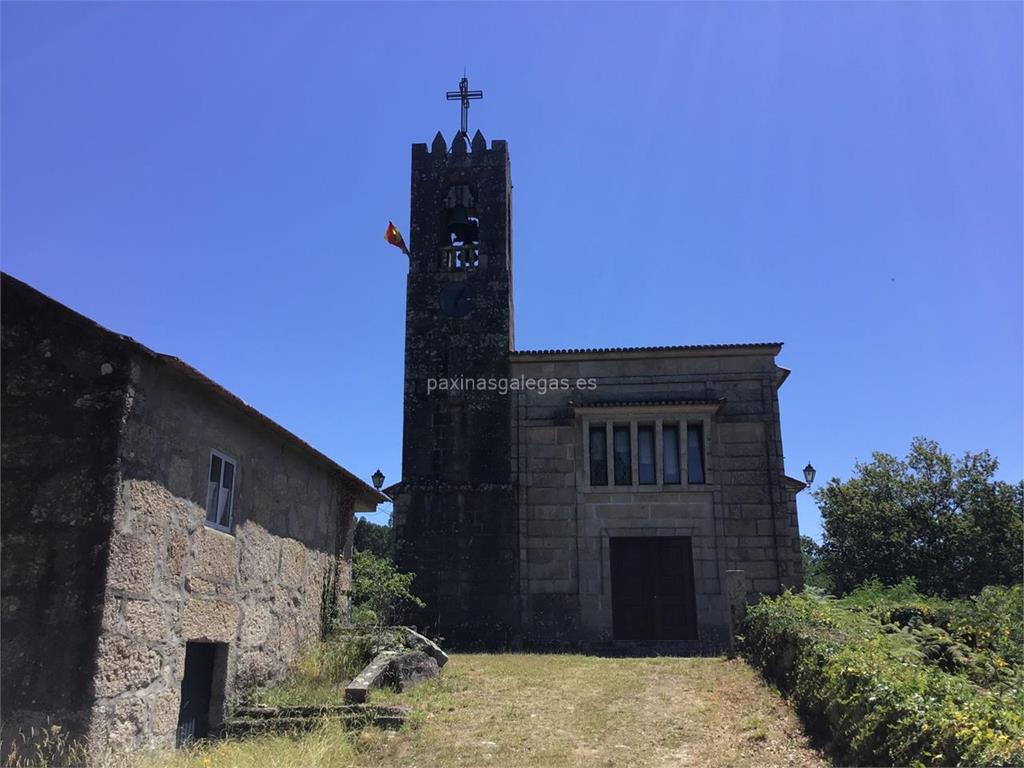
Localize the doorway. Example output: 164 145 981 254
176 641 227 746
610 536 698 642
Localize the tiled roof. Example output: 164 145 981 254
511 342 782 356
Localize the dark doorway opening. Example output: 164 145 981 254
176 641 228 747
610 536 698 642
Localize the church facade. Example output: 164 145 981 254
392 128 804 649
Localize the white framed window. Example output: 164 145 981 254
205 450 237 533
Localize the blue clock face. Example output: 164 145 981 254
439 282 475 318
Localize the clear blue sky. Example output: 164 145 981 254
3 2 1021 540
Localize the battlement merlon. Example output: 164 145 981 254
412 132 509 167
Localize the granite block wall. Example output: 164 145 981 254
1 275 133 754
88 354 354 752
510 345 804 645
0 274 364 757
393 133 520 645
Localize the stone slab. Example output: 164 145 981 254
344 651 398 704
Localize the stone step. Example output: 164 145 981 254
223 704 408 736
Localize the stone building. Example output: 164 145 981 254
0 274 385 754
392 127 805 648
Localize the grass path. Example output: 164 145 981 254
150 654 825 768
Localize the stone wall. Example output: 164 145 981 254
510 345 804 645
393 133 519 645
1 275 133 753
89 353 356 752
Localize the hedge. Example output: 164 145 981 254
743 584 1024 767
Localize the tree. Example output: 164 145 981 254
814 437 1023 597
353 516 393 559
799 535 832 592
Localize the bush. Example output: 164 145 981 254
351 551 424 627
841 579 1023 690
744 586 1024 766
350 604 379 627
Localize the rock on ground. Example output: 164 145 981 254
402 627 449 669
389 650 440 692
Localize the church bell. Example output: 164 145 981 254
446 206 479 244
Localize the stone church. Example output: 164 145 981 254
392 115 805 648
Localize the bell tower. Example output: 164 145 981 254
392 79 518 646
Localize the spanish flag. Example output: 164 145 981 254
385 221 409 255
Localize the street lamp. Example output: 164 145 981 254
803 462 816 487
371 468 385 491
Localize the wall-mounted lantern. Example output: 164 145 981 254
803 462 816 487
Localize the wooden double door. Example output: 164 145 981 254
610 536 698 642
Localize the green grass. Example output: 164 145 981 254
138 653 824 768
140 721 358 768
245 635 375 708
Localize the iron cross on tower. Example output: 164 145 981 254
446 76 483 139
